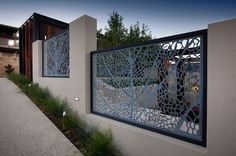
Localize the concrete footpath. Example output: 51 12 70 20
0 78 82 156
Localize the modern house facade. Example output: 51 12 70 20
0 24 19 77
19 13 68 80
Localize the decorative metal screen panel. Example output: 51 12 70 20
43 30 69 77
91 30 207 146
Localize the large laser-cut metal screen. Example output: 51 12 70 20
43 30 69 77
91 30 207 146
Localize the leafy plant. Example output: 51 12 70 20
97 11 152 50
29 83 50 102
5 64 14 74
87 129 121 156
64 113 79 129
7 73 30 86
45 97 65 117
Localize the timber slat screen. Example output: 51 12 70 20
91 30 207 146
19 13 69 81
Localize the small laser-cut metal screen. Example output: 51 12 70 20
91 30 207 146
43 30 69 77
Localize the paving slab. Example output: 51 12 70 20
0 78 83 156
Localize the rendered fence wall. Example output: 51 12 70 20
33 15 97 115
33 17 236 156
207 19 236 156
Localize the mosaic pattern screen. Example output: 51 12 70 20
92 34 206 144
43 30 69 77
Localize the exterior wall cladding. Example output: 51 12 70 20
33 16 236 156
19 13 69 81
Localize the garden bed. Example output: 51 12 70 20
7 73 121 156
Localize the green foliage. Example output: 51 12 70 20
97 11 152 50
44 97 65 117
7 73 30 86
75 125 90 144
29 84 51 103
64 113 80 129
87 129 120 156
126 22 152 45
105 11 127 47
5 64 15 74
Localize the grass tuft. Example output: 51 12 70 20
7 73 30 86
29 84 51 103
87 129 121 156
44 97 63 117
64 112 79 129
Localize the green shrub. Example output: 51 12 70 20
87 129 120 156
7 73 30 86
30 84 50 99
5 64 15 74
64 112 90 143
29 84 50 103
64 113 79 129
45 97 65 117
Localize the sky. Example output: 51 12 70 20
0 0 236 38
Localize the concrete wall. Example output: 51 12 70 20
207 19 236 156
0 52 19 77
33 16 236 156
33 15 97 115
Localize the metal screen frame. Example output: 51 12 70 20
42 29 69 78
91 29 207 146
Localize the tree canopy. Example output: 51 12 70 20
97 11 152 50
